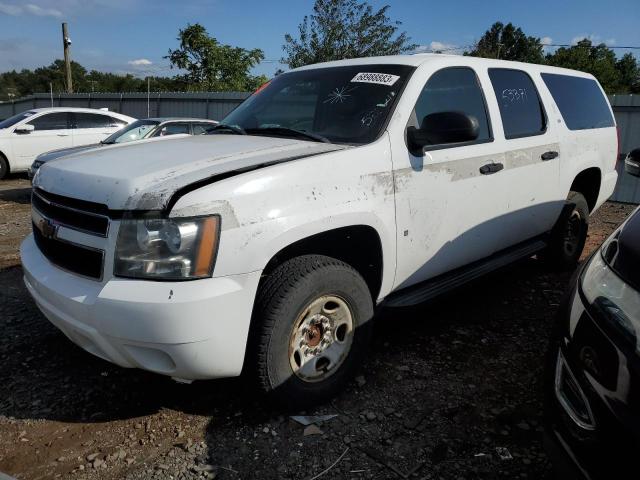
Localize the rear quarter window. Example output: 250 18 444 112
488 68 546 139
541 73 614 130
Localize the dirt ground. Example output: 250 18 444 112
0 175 636 480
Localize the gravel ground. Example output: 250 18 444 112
0 175 636 480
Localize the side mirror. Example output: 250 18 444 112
407 111 479 155
625 148 640 177
14 123 35 134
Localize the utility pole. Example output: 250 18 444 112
62 23 73 93
147 77 150 118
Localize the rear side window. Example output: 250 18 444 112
156 123 190 136
73 113 113 129
413 67 492 143
541 73 614 130
192 123 213 135
109 116 128 128
29 112 71 131
488 69 546 139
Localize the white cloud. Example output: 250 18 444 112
605 38 616 46
0 1 62 17
0 2 21 14
414 41 461 54
24 3 62 17
127 58 153 66
540 36 553 46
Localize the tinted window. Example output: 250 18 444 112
109 117 128 128
29 112 70 131
74 113 112 129
488 69 546 139
192 123 214 135
413 67 491 143
156 123 190 136
104 119 159 144
541 73 614 130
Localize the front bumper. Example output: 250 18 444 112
21 234 261 380
545 281 640 479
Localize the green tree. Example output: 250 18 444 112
165 23 266 91
282 0 416 68
615 52 640 94
546 40 621 93
466 22 545 63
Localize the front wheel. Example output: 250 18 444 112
251 255 373 408
0 155 9 180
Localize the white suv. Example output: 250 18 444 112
0 107 135 178
21 55 618 406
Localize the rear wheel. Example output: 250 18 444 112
0 154 9 180
542 191 589 269
251 255 373 408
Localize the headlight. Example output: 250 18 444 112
581 249 640 351
114 215 220 280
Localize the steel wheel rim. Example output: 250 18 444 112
288 295 354 383
563 210 582 256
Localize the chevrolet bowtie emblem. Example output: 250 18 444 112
39 218 58 239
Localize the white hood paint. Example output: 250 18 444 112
34 134 347 210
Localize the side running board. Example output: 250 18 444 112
383 238 547 308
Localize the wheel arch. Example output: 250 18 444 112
261 224 385 303
570 167 601 212
0 150 10 178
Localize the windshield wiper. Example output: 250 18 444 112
207 124 247 135
247 127 330 144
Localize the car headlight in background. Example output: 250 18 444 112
581 247 640 352
114 215 220 280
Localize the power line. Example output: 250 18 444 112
545 43 640 50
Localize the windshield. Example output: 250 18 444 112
104 119 160 144
0 111 36 129
221 64 414 145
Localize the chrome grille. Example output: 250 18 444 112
32 188 109 237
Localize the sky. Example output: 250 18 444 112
0 0 638 80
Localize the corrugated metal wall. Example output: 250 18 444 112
609 95 640 204
0 92 250 122
1 92 639 203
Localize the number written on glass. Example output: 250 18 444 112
501 88 528 106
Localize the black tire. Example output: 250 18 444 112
542 191 589 270
250 254 374 408
0 154 8 180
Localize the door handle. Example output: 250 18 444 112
541 151 559 161
479 162 504 175
56 133 70 137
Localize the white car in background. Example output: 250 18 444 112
29 117 219 180
0 107 135 179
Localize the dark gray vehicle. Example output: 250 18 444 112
28 117 218 180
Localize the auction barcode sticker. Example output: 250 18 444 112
351 72 400 86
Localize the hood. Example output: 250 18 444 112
36 143 102 163
609 207 640 292
34 134 347 211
